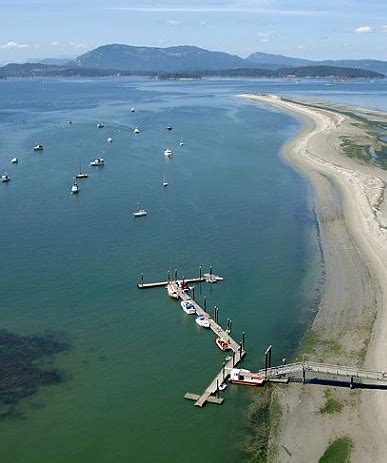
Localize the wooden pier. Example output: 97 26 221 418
138 269 246 407
137 273 223 289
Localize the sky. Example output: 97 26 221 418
1 0 387 63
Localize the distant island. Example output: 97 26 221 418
0 62 383 80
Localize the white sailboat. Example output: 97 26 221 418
163 172 168 187
75 163 88 178
11 157 18 164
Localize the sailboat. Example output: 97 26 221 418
75 162 88 179
179 134 184 147
163 172 168 187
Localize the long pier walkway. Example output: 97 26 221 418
257 361 387 386
138 270 245 407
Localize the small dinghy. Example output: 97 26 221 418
181 300 196 315
195 314 210 328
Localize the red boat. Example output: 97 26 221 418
230 368 265 386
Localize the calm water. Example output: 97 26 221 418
0 77 384 462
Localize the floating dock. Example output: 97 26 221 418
138 269 246 407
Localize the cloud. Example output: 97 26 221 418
296 45 305 49
0 41 29 49
69 42 89 49
257 31 274 43
199 20 207 26
382 25 387 32
167 19 181 25
106 6 330 16
51 41 59 46
354 25 371 33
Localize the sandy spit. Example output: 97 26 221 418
241 94 387 462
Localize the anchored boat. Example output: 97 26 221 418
33 144 44 151
1 172 10 183
90 158 104 167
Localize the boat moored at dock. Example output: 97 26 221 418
181 300 196 315
230 368 264 386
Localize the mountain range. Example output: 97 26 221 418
68 44 387 75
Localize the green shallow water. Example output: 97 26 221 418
0 78 321 462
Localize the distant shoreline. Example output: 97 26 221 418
241 93 387 461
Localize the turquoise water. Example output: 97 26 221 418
1 76 380 462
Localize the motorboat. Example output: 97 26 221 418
218 383 227 391
70 180 80 194
90 158 104 167
33 144 44 151
166 125 173 131
1 172 10 183
179 134 184 147
107 137 113 143
195 314 210 328
167 284 179 299
229 368 265 386
181 300 196 315
215 337 232 352
164 148 172 157
133 209 147 217
131 107 135 112
163 172 168 187
97 123 104 129
11 157 18 164
133 127 140 134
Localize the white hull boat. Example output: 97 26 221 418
164 148 172 157
230 368 265 386
167 284 179 299
90 158 104 167
195 314 210 328
11 157 18 164
133 209 147 217
1 172 10 183
181 300 196 315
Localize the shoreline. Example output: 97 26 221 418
241 94 387 462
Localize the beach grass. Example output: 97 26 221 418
319 437 353 463
319 390 343 415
